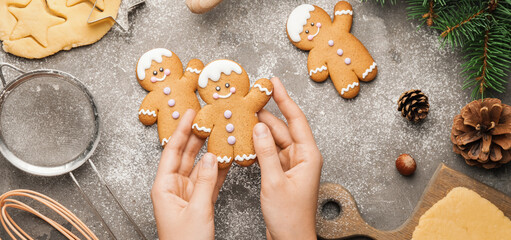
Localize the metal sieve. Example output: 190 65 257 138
0 63 146 240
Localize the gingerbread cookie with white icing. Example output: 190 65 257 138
286 1 377 99
136 48 203 146
192 60 273 169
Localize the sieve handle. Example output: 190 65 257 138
0 63 24 87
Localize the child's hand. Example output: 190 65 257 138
151 109 228 240
254 77 323 240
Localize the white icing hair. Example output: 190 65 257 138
287 4 315 42
198 60 243 88
137 48 173 80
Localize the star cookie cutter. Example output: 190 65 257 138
87 0 145 32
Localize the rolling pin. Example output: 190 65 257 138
186 0 223 14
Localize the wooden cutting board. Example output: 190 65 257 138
316 163 511 239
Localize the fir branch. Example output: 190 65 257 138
439 8 485 39
433 0 491 47
462 25 511 99
461 0 511 98
425 0 436 26
407 0 444 26
469 30 490 98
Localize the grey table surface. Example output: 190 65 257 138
0 0 510 239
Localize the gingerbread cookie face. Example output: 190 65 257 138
192 60 273 169
197 60 250 104
136 48 203 146
286 1 378 99
137 48 184 92
287 4 331 51
0 0 120 59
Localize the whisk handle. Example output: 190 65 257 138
88 160 148 240
69 172 118 240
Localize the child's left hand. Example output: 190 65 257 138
151 109 228 240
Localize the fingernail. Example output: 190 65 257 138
203 153 215 168
254 123 268 138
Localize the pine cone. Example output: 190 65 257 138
451 98 511 169
398 89 429 122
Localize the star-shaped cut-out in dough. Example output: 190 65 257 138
67 0 104 11
8 0 65 47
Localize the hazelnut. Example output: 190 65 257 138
395 154 416 176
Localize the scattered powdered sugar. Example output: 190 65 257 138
0 0 510 239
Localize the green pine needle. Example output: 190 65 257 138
406 0 446 26
462 21 511 98
433 0 491 47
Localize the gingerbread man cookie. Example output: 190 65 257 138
136 48 204 146
286 1 378 99
192 60 273 169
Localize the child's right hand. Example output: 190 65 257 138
253 77 323 240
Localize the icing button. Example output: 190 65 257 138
172 111 180 119
227 136 236 145
345 58 351 65
163 87 171 95
168 99 175 107
224 110 232 119
328 40 334 46
226 123 234 133
337 49 343 56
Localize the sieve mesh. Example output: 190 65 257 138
0 73 95 168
